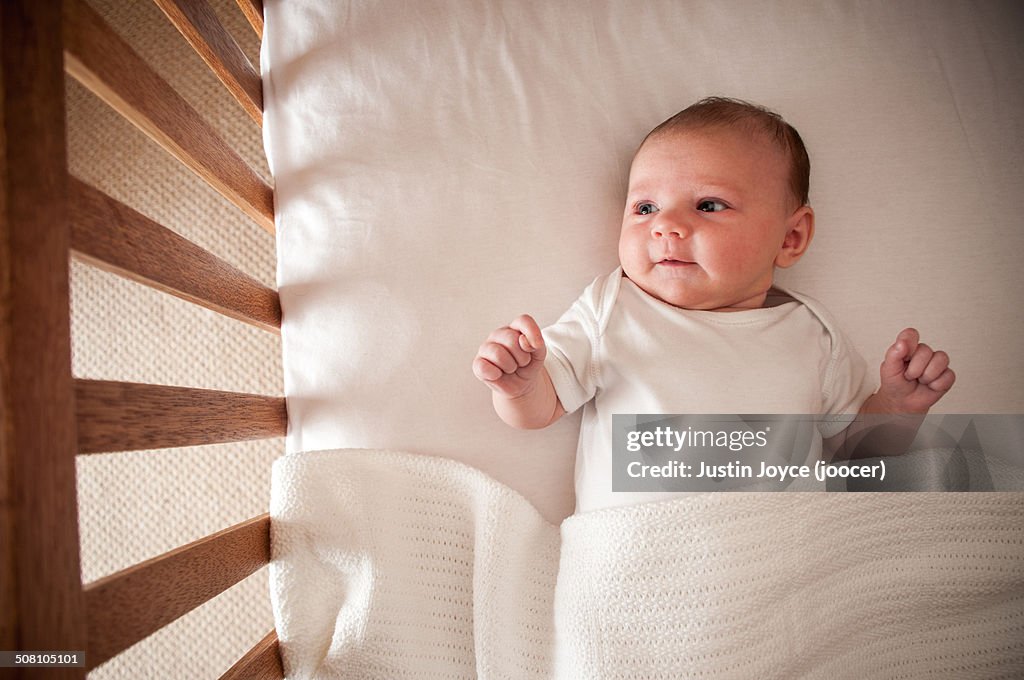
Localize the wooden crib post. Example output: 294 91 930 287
1 1 87 677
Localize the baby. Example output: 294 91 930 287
473 97 955 512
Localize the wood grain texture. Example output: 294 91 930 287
75 379 287 454
62 0 275 234
235 0 264 39
0 2 87 676
220 630 284 680
154 0 263 126
69 176 281 332
84 514 271 671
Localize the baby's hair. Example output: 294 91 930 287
641 96 810 208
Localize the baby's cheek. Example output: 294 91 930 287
617 238 647 273
730 239 775 271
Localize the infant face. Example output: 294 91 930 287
618 127 807 312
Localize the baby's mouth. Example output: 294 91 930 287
656 257 696 267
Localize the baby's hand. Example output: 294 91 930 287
873 328 955 413
472 314 548 399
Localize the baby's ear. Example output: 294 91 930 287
775 205 815 269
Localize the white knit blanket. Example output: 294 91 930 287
270 449 1024 679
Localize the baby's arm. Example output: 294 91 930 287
472 314 566 430
827 327 955 460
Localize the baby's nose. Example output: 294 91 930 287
651 213 689 238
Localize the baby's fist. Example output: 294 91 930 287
473 314 548 398
875 328 955 413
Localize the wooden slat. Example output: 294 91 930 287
154 0 263 126
62 0 275 234
69 176 281 333
76 380 287 454
235 0 263 39
84 514 271 671
221 630 284 680
0 2 87 676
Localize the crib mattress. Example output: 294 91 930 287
262 0 1024 523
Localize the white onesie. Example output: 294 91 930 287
542 268 875 513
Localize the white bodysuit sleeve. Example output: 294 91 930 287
818 323 877 438
541 275 609 415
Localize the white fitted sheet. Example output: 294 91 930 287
263 0 1024 523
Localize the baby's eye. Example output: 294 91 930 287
635 202 658 216
697 200 728 213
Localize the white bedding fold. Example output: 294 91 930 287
270 449 1024 679
270 450 558 679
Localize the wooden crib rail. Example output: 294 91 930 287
235 0 264 40
84 514 271 670
4 0 286 675
62 0 275 235
1 4 86 674
154 0 263 126
69 177 281 333
221 630 283 680
75 379 287 454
